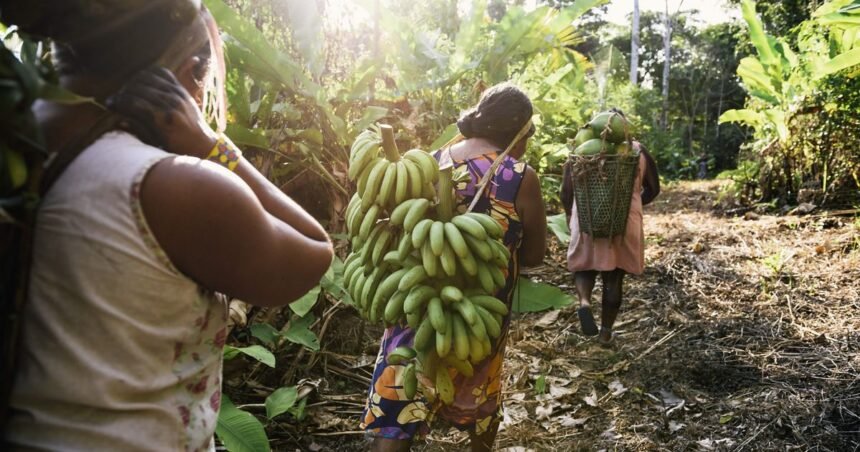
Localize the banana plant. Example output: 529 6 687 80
720 0 860 144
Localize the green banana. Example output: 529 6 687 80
451 215 487 240
398 265 428 292
489 263 506 291
376 162 398 207
387 346 417 365
382 250 401 266
371 268 409 322
414 315 436 351
403 198 431 232
439 242 457 277
452 313 469 361
457 249 478 277
383 290 408 325
464 300 487 339
362 269 383 318
443 222 469 258
421 242 439 278
476 261 496 294
403 149 440 184
403 363 418 399
453 296 478 326
464 212 504 238
358 204 381 240
443 355 474 378
351 270 368 310
371 228 393 266
389 198 415 226
394 161 409 204
411 219 433 249
463 234 494 262
475 305 501 339
468 333 485 363
429 221 445 256
427 297 446 334
348 138 380 181
406 310 422 329
469 294 509 316
404 285 436 314
396 233 413 261
440 286 463 304
361 159 389 210
402 158 424 199
357 157 383 197
435 319 452 358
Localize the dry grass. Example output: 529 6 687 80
230 180 860 451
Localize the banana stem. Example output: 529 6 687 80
437 167 455 221
380 124 400 162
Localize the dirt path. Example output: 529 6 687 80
281 181 860 451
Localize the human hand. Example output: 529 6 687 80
106 67 216 158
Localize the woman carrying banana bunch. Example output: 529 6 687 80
362 83 547 451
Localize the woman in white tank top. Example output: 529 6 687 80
5 2 333 450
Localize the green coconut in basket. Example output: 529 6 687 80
573 126 595 147
588 111 631 144
573 138 611 156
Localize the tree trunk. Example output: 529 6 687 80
661 0 672 130
630 0 640 85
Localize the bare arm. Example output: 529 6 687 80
515 166 547 267
140 158 333 307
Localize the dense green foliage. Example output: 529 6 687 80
720 0 860 207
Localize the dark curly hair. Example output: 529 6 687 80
456 83 535 148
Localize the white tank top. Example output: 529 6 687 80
6 131 227 451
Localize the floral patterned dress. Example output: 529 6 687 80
361 147 526 440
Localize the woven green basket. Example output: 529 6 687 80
570 153 639 238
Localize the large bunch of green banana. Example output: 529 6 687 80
343 124 512 405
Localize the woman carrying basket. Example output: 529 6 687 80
561 109 660 346
362 83 546 452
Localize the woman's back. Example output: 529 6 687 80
440 143 527 302
7 131 226 451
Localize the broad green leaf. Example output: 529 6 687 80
225 124 269 149
223 345 276 368
429 123 460 151
718 109 766 126
813 0 856 17
250 323 280 348
265 386 298 419
289 286 320 318
216 395 271 452
563 0 610 21
282 314 320 351
763 109 789 142
204 0 318 96
818 47 860 75
320 256 345 298
512 277 573 313
547 213 571 244
741 0 779 68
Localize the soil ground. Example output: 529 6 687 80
230 180 860 451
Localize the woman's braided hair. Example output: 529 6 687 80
456 82 535 148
